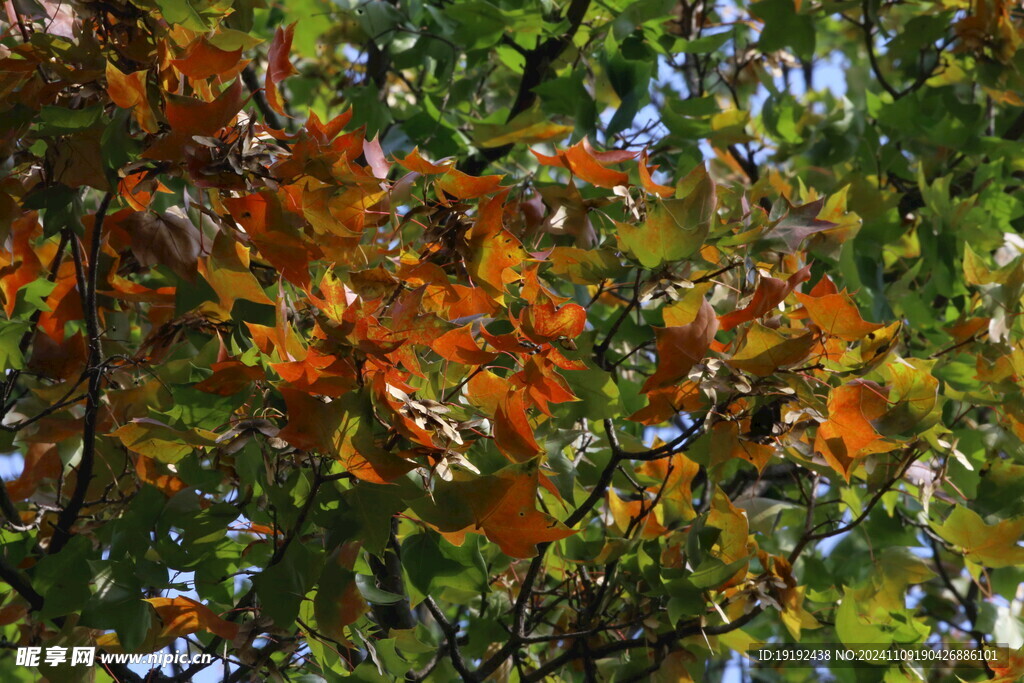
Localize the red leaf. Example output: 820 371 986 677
432 324 498 365
144 79 244 160
436 167 505 199
718 264 812 332
638 150 675 197
171 38 243 80
265 22 299 117
194 359 263 396
494 391 543 462
642 298 719 393
517 301 587 344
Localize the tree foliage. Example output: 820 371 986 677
1 0 1024 681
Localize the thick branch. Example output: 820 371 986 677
241 64 287 131
369 517 416 634
424 597 475 682
50 192 112 555
460 0 591 174
0 555 44 611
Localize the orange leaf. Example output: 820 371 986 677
532 137 633 189
512 355 578 417
628 382 704 425
477 465 575 557
794 289 884 341
642 298 719 393
394 147 452 174
432 324 498 365
0 213 42 316
198 230 273 311
171 38 243 80
709 421 774 472
265 23 299 117
638 150 674 197
467 193 527 295
5 443 61 501
144 596 239 642
466 369 512 414
607 488 668 539
814 380 893 480
135 456 188 497
517 300 587 343
306 108 353 144
106 61 146 108
278 389 413 483
436 167 505 199
719 264 812 332
493 391 543 462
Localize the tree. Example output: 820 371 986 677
1 0 1023 681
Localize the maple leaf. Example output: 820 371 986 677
617 163 716 268
278 389 414 483
763 197 836 252
793 287 884 341
933 506 1024 568
642 297 719 392
475 463 575 557
719 264 812 332
144 78 244 160
532 137 635 188
266 23 299 117
814 380 894 480
198 230 273 311
124 208 203 283
171 38 243 80
727 323 815 376
432 324 498 365
466 193 528 295
493 391 544 462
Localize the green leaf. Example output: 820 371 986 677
616 164 716 267
253 543 321 628
751 0 815 60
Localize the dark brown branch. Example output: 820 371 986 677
242 64 287 131
50 192 113 555
177 460 326 681
861 0 900 99
473 416 705 680
369 517 416 634
0 555 44 611
424 597 475 682
594 270 642 369
460 0 591 174
927 537 995 677
787 446 921 562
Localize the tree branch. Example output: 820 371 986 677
50 192 112 555
460 0 591 174
787 446 920 563
424 597 475 682
241 64 287 131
